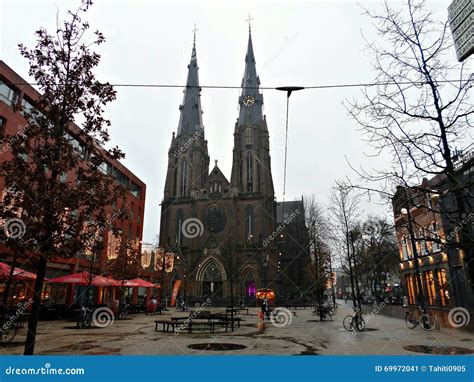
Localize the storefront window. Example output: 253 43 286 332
436 268 450 306
405 274 416 305
424 271 437 305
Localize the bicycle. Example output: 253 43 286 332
77 306 92 329
312 303 335 321
405 306 435 331
343 306 366 332
0 315 19 343
118 303 130 320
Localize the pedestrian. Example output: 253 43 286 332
344 295 347 304
262 297 270 320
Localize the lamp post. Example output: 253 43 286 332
400 207 426 314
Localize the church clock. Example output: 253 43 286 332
243 95 255 107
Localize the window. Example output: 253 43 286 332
21 97 34 116
176 209 184 245
59 172 67 183
247 156 253 182
0 80 18 106
180 161 186 196
99 162 110 175
401 236 409 261
436 268 450 306
405 274 416 305
245 205 254 241
246 128 252 145
430 222 441 252
131 182 141 198
424 271 437 305
0 117 5 140
113 167 129 187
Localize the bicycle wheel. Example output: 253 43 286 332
1 324 18 343
405 312 417 329
421 314 436 331
343 315 354 331
355 317 366 332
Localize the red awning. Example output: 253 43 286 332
47 271 120 287
0 262 45 281
127 278 156 288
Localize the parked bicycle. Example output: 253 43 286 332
0 315 19 343
77 305 92 329
118 303 130 320
343 306 366 332
405 306 435 331
312 302 336 321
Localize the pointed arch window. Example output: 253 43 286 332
247 156 253 192
245 205 254 242
176 209 184 245
180 161 187 196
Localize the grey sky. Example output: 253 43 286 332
2 0 455 243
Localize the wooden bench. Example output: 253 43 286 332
154 318 186 333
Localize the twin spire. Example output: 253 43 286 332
176 35 203 136
176 24 263 136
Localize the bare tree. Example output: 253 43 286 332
328 181 361 308
345 1 473 291
304 195 333 315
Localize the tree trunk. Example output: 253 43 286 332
23 255 47 355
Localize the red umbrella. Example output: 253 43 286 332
117 279 138 287
128 278 156 288
47 271 119 287
0 262 46 281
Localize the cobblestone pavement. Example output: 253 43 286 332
1 302 472 355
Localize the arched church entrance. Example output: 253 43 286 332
196 257 226 299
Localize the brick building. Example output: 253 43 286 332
0 60 147 307
392 151 474 324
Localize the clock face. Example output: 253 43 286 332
243 95 255 107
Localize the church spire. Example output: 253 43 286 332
177 33 203 136
238 28 263 126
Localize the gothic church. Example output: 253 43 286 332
159 29 280 305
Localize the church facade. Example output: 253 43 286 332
159 30 281 306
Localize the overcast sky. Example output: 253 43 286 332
1 0 457 243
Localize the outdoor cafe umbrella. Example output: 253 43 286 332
0 261 45 281
47 271 120 287
127 278 156 288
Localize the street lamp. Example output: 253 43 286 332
276 86 304 206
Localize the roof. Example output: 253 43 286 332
276 200 305 224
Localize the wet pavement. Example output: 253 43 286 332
1 302 472 355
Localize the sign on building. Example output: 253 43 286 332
448 0 473 61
